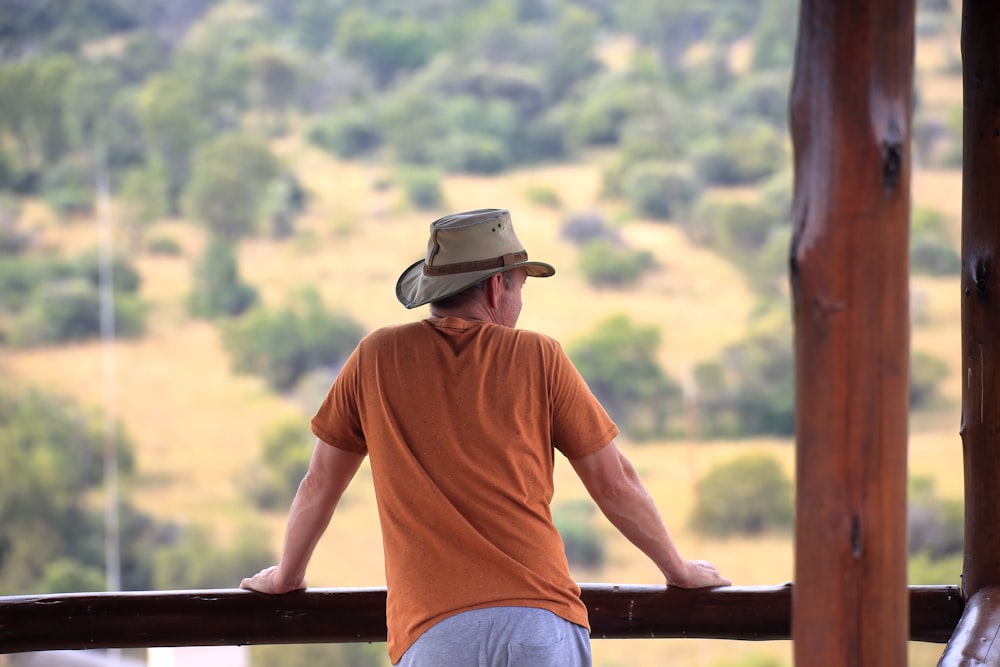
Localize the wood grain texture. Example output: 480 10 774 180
0 584 962 653
789 0 915 664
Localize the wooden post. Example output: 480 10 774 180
789 1 914 665
956 0 1000 604
938 1 1000 664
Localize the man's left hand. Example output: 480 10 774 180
240 565 306 594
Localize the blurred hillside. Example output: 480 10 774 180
0 1 966 666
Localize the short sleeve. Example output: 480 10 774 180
547 341 618 459
310 346 368 455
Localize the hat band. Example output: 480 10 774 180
423 250 528 276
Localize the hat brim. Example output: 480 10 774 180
395 259 555 309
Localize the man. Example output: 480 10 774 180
241 208 730 665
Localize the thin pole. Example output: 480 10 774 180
95 138 121 595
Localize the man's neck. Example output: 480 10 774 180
430 304 497 324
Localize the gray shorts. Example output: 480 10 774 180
396 606 591 667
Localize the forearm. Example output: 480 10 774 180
571 442 729 589
589 463 687 582
274 470 340 585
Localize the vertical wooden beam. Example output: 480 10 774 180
940 3 1000 664
789 1 914 665
957 0 1000 603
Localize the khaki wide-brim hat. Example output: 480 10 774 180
396 208 555 309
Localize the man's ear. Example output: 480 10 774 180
484 273 505 308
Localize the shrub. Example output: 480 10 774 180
5 255 147 347
0 197 27 255
908 551 963 586
40 156 94 218
908 476 963 560
152 524 274 590
517 108 574 163
146 235 183 257
693 319 796 438
559 212 620 246
222 287 364 393
247 419 314 510
910 206 959 276
398 166 444 210
690 123 788 186
0 386 163 594
572 78 641 145
578 239 655 289
553 500 605 570
568 314 682 440
306 108 382 159
183 135 282 240
437 133 510 174
524 185 561 209
623 161 698 221
617 115 681 165
187 237 259 320
119 160 169 247
911 236 960 276
910 350 950 410
691 197 779 255
690 455 794 537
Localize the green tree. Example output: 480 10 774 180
183 134 282 240
693 313 795 437
119 159 170 250
307 108 383 159
908 476 963 560
749 0 798 71
553 500 606 570
135 73 209 211
398 166 444 210
247 419 314 510
152 524 273 590
187 236 259 319
910 206 960 276
249 46 302 132
622 160 699 220
3 250 147 346
690 122 787 186
910 350 950 411
0 55 75 183
568 314 682 440
689 455 794 537
0 385 166 594
222 287 365 392
578 240 655 289
335 10 436 87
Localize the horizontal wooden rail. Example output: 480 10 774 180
938 585 1000 666
0 584 962 653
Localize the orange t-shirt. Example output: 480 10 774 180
311 317 618 663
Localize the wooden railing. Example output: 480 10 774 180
0 584 963 653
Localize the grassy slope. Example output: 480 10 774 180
0 33 967 667
0 154 962 667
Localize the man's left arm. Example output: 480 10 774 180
570 441 730 589
241 439 365 594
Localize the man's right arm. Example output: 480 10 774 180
241 439 365 594
569 441 731 589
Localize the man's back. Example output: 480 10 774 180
310 316 617 662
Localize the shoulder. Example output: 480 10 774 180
359 321 427 346
500 327 569 362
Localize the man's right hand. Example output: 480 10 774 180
668 560 731 589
